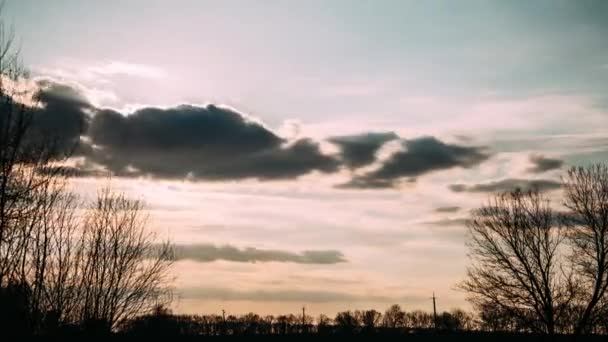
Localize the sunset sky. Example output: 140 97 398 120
5 0 608 316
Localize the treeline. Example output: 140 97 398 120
117 304 608 337
118 305 474 336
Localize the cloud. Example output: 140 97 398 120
178 287 421 303
423 217 470 241
173 243 347 264
341 137 490 188
88 61 167 79
88 105 340 180
335 178 402 190
28 79 341 181
527 154 564 173
9 78 91 157
449 178 562 193
434 206 461 213
37 165 107 178
424 218 469 226
328 132 399 168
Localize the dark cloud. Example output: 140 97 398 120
89 104 340 180
28 80 340 181
18 80 498 187
7 79 91 157
89 105 281 155
449 178 562 193
173 243 347 264
342 137 490 188
328 132 398 168
527 154 564 173
37 165 108 178
434 206 461 213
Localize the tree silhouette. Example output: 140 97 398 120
460 189 570 335
77 186 173 332
361 309 381 333
383 304 405 328
563 164 608 334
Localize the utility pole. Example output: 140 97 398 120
302 306 306 333
222 309 228 335
432 292 437 330
222 309 226 335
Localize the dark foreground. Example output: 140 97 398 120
112 331 604 341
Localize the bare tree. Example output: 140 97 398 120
37 189 83 327
360 309 381 332
334 310 360 334
407 310 433 329
382 304 405 328
316 314 332 334
0 1 77 292
563 164 608 334
0 7 174 335
0 2 36 288
460 189 571 335
77 186 173 331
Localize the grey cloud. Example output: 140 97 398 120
89 105 340 180
342 137 490 188
178 287 424 303
527 154 564 173
424 218 469 226
30 80 340 181
450 178 562 193
557 211 585 226
20 79 499 187
328 132 398 168
89 105 281 155
9 79 91 157
424 218 469 242
37 165 108 178
434 206 461 213
335 178 400 190
173 243 347 264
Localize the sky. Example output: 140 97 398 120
4 0 608 316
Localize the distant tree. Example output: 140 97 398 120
382 304 405 328
449 309 475 330
334 310 360 334
407 310 433 329
274 314 299 335
316 314 332 334
238 313 259 335
477 301 517 332
360 309 381 332
254 315 270 335
436 309 474 331
118 304 181 336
